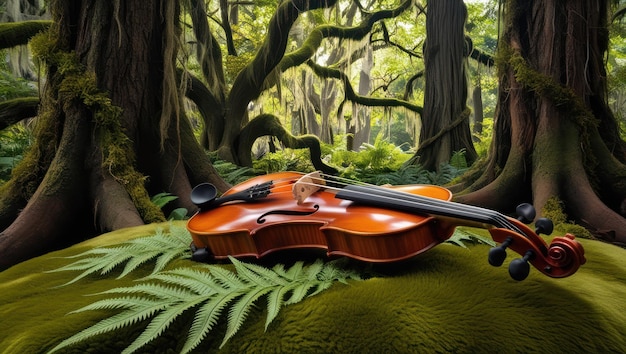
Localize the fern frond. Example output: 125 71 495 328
317 258 365 285
116 252 165 279
144 268 223 295
304 258 325 280
121 296 207 354
47 224 192 286
221 286 274 348
280 260 305 279
68 296 160 314
445 228 496 248
52 257 364 353
180 292 244 354
229 256 289 286
48 303 168 354
206 264 248 289
96 283 198 301
284 282 317 305
264 286 288 330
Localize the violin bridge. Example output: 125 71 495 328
292 171 325 204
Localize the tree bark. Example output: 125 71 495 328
412 0 477 170
0 0 226 270
456 0 626 244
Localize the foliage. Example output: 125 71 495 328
252 147 316 174
342 149 468 186
150 192 188 220
238 133 469 187
330 133 411 172
45 218 493 354
0 123 32 183
445 228 495 248
208 154 260 185
472 117 494 157
46 224 192 287
0 69 37 100
48 253 364 353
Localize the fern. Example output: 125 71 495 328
47 223 192 286
47 257 363 354
45 213 489 353
445 228 496 248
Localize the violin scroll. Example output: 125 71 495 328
485 204 585 281
488 226 586 281
545 234 586 272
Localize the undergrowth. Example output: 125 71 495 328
46 223 491 353
209 134 469 188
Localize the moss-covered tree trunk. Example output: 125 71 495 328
456 0 626 244
411 0 477 170
0 0 228 270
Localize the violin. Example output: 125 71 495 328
186 171 586 281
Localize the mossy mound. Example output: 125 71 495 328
1 222 625 353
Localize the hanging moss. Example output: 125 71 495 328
28 30 165 223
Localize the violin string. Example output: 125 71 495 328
306 172 526 236
249 172 526 237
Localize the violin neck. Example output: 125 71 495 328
334 185 524 235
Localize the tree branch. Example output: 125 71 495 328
280 0 413 71
0 20 51 49
237 114 338 175
306 59 423 114
0 97 39 130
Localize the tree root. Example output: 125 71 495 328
237 114 338 175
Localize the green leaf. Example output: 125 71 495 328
49 228 364 353
47 223 192 285
180 292 243 354
445 228 496 248
151 193 178 208
48 301 168 353
221 286 274 348
122 296 207 354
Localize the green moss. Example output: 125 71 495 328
494 3 601 184
1 223 625 353
542 197 594 239
27 27 165 223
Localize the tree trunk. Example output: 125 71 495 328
455 0 626 244
352 45 373 150
0 0 226 270
412 0 477 170
471 84 483 140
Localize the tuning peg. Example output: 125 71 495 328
190 183 218 209
515 203 536 224
488 237 513 267
508 250 534 281
534 218 554 235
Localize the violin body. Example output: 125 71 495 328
187 171 586 280
188 171 454 263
